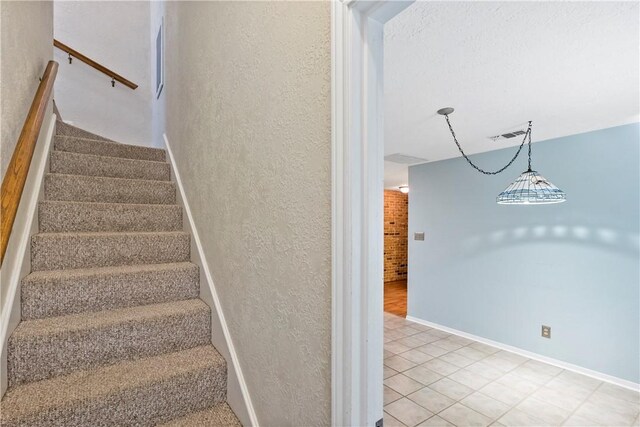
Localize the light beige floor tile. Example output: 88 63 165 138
422 358 460 376
385 411 409 427
510 364 555 385
439 352 475 368
398 336 429 349
530 385 589 412
397 326 423 337
385 349 395 359
408 387 456 414
418 344 450 358
413 332 445 344
516 396 572 425
481 354 522 372
401 349 435 364
545 376 595 399
634 414 640 426
447 335 475 346
386 329 409 340
468 342 500 355
429 329 452 339
454 346 488 361
404 365 444 386
555 370 601 391
498 408 546 426
410 323 433 332
576 391 639 425
596 382 640 404
418 415 455 426
429 378 474 401
385 385 403 405
461 392 510 419
494 351 529 365
495 372 541 394
384 365 399 379
573 399 638 426
480 381 528 406
439 403 492 427
387 341 414 354
465 361 505 381
385 374 426 395
520 359 563 377
385 398 434 427
562 414 600 426
433 339 464 351
449 369 492 390
385 355 418 372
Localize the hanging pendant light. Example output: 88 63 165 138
437 108 566 205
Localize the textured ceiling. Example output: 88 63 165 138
383 1 639 189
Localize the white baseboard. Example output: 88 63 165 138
0 113 57 398
406 315 640 392
164 134 258 426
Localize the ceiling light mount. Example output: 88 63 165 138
437 107 455 116
437 107 566 205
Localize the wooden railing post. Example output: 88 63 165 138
0 61 58 264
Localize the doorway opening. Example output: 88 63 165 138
383 189 408 317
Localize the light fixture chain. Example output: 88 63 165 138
527 123 532 172
444 114 532 175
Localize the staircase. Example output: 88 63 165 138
0 122 241 426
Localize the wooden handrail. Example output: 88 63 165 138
53 39 138 90
1 61 58 263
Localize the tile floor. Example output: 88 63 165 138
383 313 640 427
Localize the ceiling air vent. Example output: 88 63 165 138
488 129 527 142
384 153 428 164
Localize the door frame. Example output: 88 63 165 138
331 1 414 425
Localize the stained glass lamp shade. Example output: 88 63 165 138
496 170 566 205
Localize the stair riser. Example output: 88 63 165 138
22 265 199 320
54 136 166 162
56 121 113 142
45 174 176 205
31 233 190 271
8 308 211 386
50 151 171 181
3 364 226 427
39 201 182 233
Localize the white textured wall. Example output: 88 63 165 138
163 2 331 425
53 1 152 146
0 1 53 179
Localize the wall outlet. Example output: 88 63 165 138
414 232 425 241
541 325 551 338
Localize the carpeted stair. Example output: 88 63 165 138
0 122 241 426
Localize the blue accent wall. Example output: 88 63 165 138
408 123 640 383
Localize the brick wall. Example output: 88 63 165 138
384 190 408 282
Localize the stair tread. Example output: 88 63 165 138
46 172 174 186
160 403 241 427
40 199 179 208
24 261 196 282
31 230 190 271
50 150 170 182
52 149 168 165
1 345 225 423
34 230 188 238
21 262 199 320
12 299 208 338
56 121 114 142
54 135 166 162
